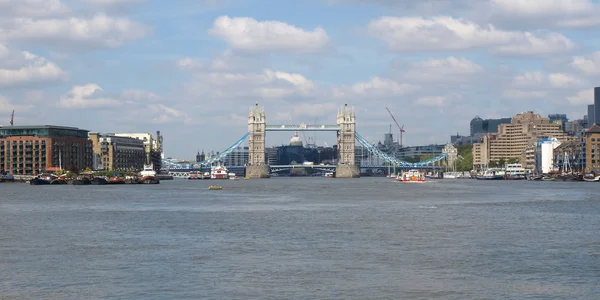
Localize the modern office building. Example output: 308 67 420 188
0 125 93 175
223 146 249 166
472 112 567 170
470 116 512 136
548 114 568 131
588 104 595 127
88 133 146 171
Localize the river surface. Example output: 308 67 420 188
1 178 599 299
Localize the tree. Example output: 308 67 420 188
456 151 473 171
507 158 519 164
488 160 499 168
498 158 506 168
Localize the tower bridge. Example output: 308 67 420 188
162 102 454 178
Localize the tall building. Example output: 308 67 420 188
472 112 567 169
595 87 600 126
588 104 595 127
223 146 249 166
0 125 93 175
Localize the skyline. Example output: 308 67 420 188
2 0 600 158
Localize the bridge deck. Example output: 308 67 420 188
265 124 340 131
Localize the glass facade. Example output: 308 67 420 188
0 126 89 139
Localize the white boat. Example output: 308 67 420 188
139 164 159 184
397 169 426 183
228 172 238 180
211 165 228 179
324 172 334 178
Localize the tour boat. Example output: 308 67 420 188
139 164 160 184
397 169 426 183
187 171 202 180
211 165 228 179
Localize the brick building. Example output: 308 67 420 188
0 125 93 175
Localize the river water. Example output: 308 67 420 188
1 178 599 299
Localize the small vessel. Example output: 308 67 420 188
398 169 426 183
476 169 504 180
72 177 92 185
583 174 600 182
228 172 237 180
208 185 223 190
211 164 228 179
244 177 250 180
139 164 160 184
504 164 526 180
108 175 125 184
91 177 108 185
188 171 202 180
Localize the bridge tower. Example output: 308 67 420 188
246 101 270 178
336 103 360 178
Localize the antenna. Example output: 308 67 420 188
10 110 14 126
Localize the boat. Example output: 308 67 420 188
324 172 334 178
108 175 125 184
187 171 202 180
228 172 237 180
504 164 526 180
139 164 160 184
476 169 504 180
211 165 228 179
397 169 426 183
208 185 223 190
91 177 108 185
583 174 600 182
72 177 92 185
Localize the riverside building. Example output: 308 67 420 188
0 125 93 175
88 133 146 171
473 112 567 170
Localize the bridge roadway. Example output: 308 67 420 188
165 165 442 178
265 124 340 131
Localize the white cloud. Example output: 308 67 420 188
176 57 202 71
0 44 66 87
571 51 600 75
512 71 544 86
0 0 71 17
548 73 585 88
502 89 547 99
489 0 600 28
567 89 594 105
0 14 149 49
395 56 484 83
367 16 576 55
58 83 121 108
147 103 189 124
121 89 160 102
76 0 144 5
209 16 330 54
416 96 446 107
189 69 317 100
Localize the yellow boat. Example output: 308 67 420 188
244 177 250 180
208 185 222 190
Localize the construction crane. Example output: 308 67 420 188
10 110 14 126
385 107 405 147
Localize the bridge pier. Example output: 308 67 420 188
335 165 360 178
246 165 270 178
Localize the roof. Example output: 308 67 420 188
0 125 88 131
586 124 600 134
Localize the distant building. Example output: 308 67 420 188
548 114 568 131
88 133 146 171
223 146 248 166
470 116 511 136
588 104 595 127
196 151 205 162
472 112 567 170
0 125 93 175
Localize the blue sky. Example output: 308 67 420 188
2 0 600 159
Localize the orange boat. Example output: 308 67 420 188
397 169 426 183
